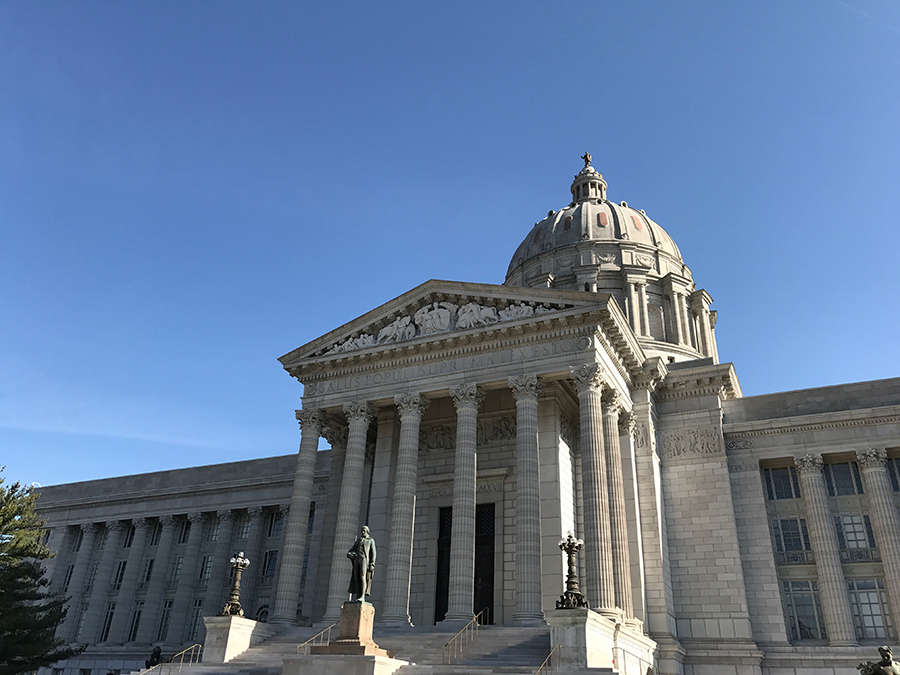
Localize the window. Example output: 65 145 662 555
782 580 827 641
123 524 136 549
267 511 284 538
99 602 116 642
62 564 75 591
127 601 144 642
85 562 99 592
764 467 801 500
72 528 84 552
52 669 63 675
771 518 813 564
849 578 894 640
199 554 214 581
157 600 173 642
824 462 864 496
96 528 108 551
170 556 184 583
255 604 270 623
188 599 204 641
236 515 251 540
888 458 900 492
76 603 89 640
112 560 127 591
142 558 155 584
835 514 877 562
80 669 91 675
178 519 192 544
261 550 279 578
207 517 220 542
149 521 162 547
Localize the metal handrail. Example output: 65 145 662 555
296 622 338 655
441 608 489 664
140 644 203 675
534 643 561 675
613 645 654 675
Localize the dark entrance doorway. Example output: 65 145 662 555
434 503 495 624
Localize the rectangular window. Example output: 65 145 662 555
52 669 63 675
835 514 877 561
127 601 144 642
782 580 827 641
63 563 75 591
207 517 220 542
262 550 279 577
188 599 204 641
149 521 162 547
157 599 173 642
888 458 900 492
143 558 155 584
76 603 89 640
179 519 192 545
80 669 91 675
96 528 108 551
267 511 284 538
824 462 864 496
85 562 100 592
123 524 136 549
112 560 127 590
771 518 813 564
72 528 84 552
98 602 116 642
849 578 895 639
236 515 251 540
171 556 184 583
199 554 214 580
764 467 801 500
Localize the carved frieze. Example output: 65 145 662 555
634 423 649 449
636 254 655 268
317 299 565 356
477 415 517 444
725 439 753 451
419 424 454 452
660 427 722 458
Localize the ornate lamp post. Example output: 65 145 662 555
556 531 589 609
220 551 250 617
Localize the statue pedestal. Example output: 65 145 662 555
310 602 391 657
545 608 656 674
284 602 408 675
202 615 276 663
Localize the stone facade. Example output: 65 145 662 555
35 160 900 675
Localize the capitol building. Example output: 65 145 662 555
37 157 900 675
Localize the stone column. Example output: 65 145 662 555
627 281 640 333
855 449 900 630
135 515 178 644
569 364 615 617
271 408 323 624
669 293 684 344
679 294 694 349
59 522 99 642
636 283 650 337
312 421 348 622
793 454 857 645
509 374 545 625
381 393 429 625
202 510 237 619
80 521 126 643
602 390 634 621
167 512 208 643
443 383 484 624
106 518 151 644
323 400 376 622
239 506 268 616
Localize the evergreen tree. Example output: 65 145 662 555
0 469 83 675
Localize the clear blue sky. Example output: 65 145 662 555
2 1 899 488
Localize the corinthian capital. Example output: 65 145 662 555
322 417 349 448
394 393 430 418
295 408 323 431
569 363 604 394
106 520 126 534
450 383 485 411
508 374 542 402
132 517 151 533
855 448 888 470
343 400 376 425
794 453 824 475
601 388 623 416
618 410 636 436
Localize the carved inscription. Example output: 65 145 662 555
660 427 722 458
430 481 504 498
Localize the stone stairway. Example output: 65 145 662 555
158 623 614 675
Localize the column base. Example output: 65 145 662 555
512 611 547 626
378 614 414 627
439 611 475 627
268 615 298 626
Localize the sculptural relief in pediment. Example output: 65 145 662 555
317 299 567 356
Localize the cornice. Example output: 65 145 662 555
656 362 741 402
723 404 900 440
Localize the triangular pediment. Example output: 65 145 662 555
279 279 645 380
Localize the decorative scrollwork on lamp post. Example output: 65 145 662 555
220 551 250 617
556 531 589 609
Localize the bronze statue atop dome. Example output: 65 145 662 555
581 151 592 168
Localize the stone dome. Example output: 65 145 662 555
504 155 718 364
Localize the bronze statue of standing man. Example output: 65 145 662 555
347 525 376 601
